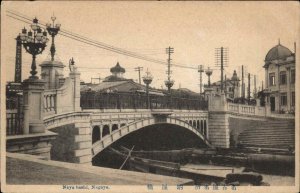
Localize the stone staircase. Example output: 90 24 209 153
238 118 295 149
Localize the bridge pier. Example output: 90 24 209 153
207 92 230 148
208 112 230 148
50 121 92 164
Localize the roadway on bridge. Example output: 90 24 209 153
6 153 193 185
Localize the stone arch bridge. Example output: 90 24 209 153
44 109 211 164
7 63 284 165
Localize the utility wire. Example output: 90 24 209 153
7 10 198 70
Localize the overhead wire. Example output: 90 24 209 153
6 10 198 70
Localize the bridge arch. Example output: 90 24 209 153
197 120 200 130
92 117 212 157
92 126 101 144
102 125 110 138
112 124 118 131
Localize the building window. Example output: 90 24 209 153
291 69 295 84
280 93 287 106
291 92 295 106
269 73 275 86
279 71 286 85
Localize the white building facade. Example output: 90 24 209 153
264 43 295 113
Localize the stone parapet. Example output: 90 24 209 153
6 131 57 160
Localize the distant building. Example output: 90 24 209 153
263 42 295 113
204 70 240 99
80 62 164 95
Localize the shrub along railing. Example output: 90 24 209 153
80 92 208 110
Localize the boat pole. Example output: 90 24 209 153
119 146 135 170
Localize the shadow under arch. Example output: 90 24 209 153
92 117 211 157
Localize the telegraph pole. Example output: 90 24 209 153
215 47 228 93
221 47 224 91
254 75 257 97
224 74 227 96
134 66 143 84
248 73 251 103
15 35 22 83
242 65 245 99
165 47 174 94
198 65 204 95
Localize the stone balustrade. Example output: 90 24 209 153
227 103 266 117
44 90 57 116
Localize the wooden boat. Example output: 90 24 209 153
109 147 265 185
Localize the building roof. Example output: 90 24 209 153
81 80 164 95
110 62 125 73
103 75 129 82
211 79 235 87
81 81 127 92
265 43 293 62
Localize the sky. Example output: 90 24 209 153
1 1 299 93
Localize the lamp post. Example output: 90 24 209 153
205 67 213 87
143 69 153 109
164 80 174 94
46 15 61 61
20 17 48 79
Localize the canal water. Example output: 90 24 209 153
92 125 295 186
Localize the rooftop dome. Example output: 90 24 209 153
110 62 125 73
265 43 293 62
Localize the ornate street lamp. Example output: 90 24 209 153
20 17 49 79
165 80 174 94
46 15 61 61
143 69 153 109
205 67 213 87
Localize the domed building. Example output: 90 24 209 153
81 62 164 95
103 62 127 82
263 42 295 113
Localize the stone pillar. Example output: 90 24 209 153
22 78 46 133
208 93 230 148
40 60 65 90
50 120 92 165
72 121 92 164
208 112 230 148
208 92 227 112
22 105 29 134
256 98 261 107
69 66 81 112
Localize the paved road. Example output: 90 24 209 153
6 153 193 185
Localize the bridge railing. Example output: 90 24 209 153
227 103 266 116
6 109 23 136
44 90 57 116
80 92 208 110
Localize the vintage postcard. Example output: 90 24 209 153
1 1 299 193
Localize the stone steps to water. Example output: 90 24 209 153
240 132 294 136
241 140 294 144
240 144 293 148
240 138 294 142
243 128 294 134
237 118 295 149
